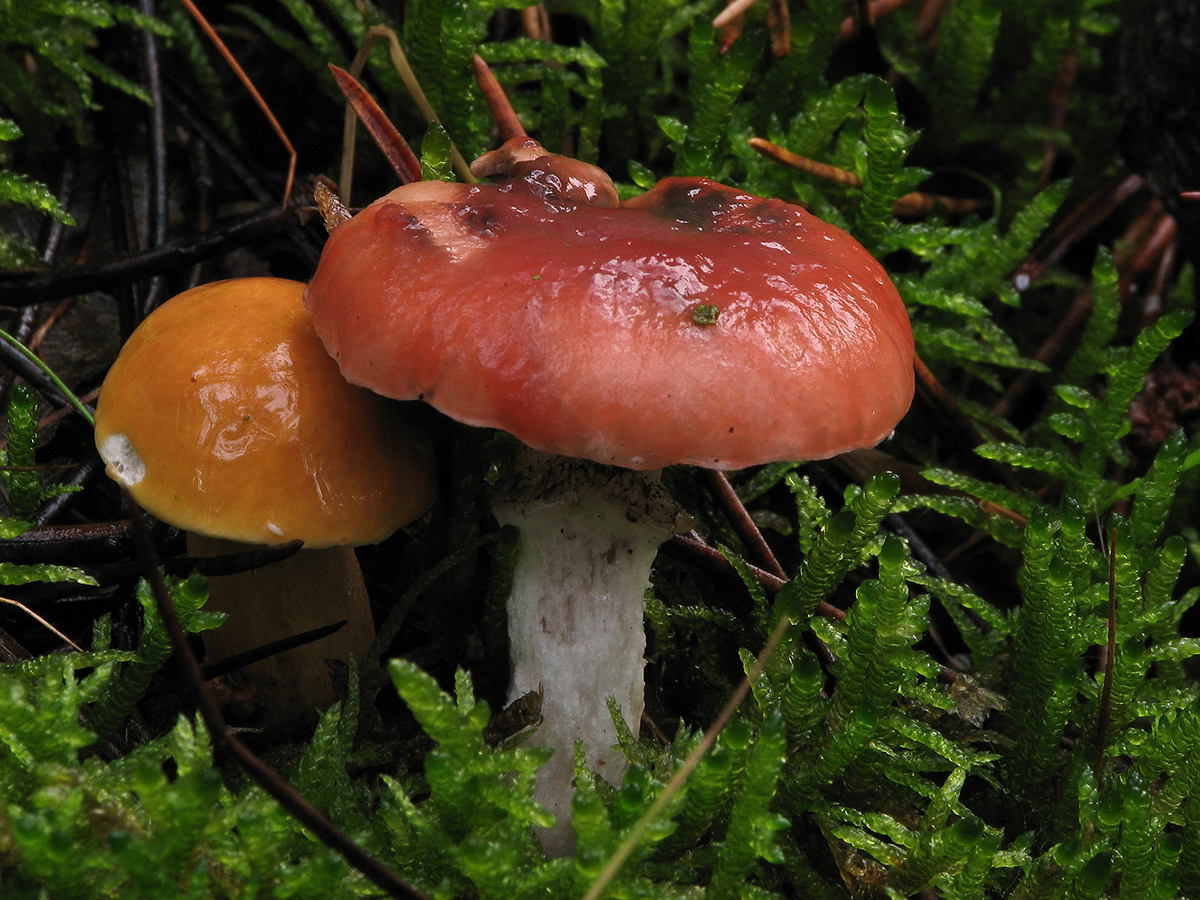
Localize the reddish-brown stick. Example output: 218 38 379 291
748 137 983 216
176 0 296 206
472 55 528 141
329 65 423 186
994 206 1176 420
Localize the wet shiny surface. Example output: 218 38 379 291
95 278 435 546
306 175 914 469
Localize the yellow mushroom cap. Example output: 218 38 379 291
94 277 435 547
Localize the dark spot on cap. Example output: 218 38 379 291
459 204 501 237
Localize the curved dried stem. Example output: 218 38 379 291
330 66 423 188
0 596 82 651
749 137 863 186
177 0 296 207
340 25 474 202
749 137 984 216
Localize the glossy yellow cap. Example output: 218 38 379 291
95 277 435 547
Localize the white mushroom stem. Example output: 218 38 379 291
492 449 682 856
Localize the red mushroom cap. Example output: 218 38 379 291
304 174 913 470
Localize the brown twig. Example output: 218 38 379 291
666 531 846 621
330 66 423 187
913 354 983 446
994 205 1175 420
915 0 949 39
1121 211 1178 298
910 354 1024 491
0 595 82 651
713 0 758 31
1141 228 1177 327
1036 45 1079 192
767 0 791 57
701 469 786 579
520 3 553 41
339 26 473 200
716 3 745 52
28 297 73 356
748 137 862 185
176 0 296 206
748 137 983 216
473 55 528 141
1011 172 1145 293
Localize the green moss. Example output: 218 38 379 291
4 0 1199 896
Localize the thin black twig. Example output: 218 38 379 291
0 624 33 663
0 306 39 403
0 339 96 418
0 206 298 306
162 77 277 209
0 521 133 563
149 621 349 698
124 495 429 900
185 540 303 577
36 458 102 526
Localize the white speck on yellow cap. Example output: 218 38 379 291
98 433 146 487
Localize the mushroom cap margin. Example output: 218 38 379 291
305 178 914 470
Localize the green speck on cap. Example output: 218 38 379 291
691 304 720 326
